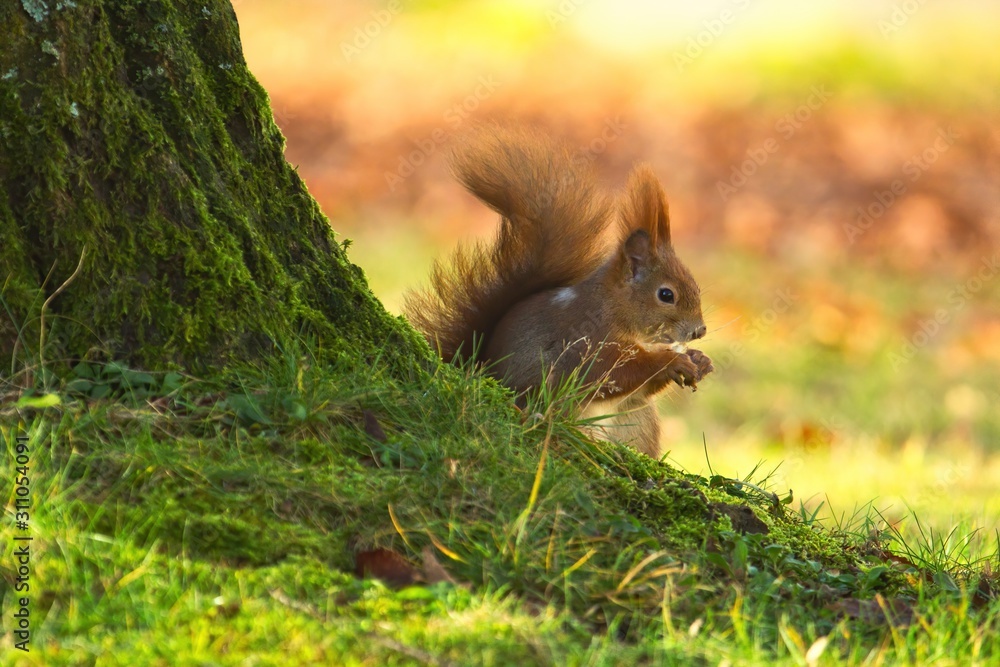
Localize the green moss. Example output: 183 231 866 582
0 0 427 374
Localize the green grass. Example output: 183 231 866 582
356 235 1000 536
2 328 999 665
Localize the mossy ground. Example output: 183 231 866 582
2 341 997 665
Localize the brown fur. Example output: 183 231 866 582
404 127 713 456
403 126 613 363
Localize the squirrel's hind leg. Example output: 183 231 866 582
611 400 662 458
581 397 662 458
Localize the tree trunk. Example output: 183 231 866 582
0 0 422 375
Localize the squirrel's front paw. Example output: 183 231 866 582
663 354 700 387
686 349 714 381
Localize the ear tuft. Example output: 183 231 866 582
620 164 671 249
621 229 651 282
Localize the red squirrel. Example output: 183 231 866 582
404 126 713 457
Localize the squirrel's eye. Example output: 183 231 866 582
657 287 675 304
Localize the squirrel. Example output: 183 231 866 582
404 126 713 457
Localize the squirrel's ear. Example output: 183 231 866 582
621 164 671 250
620 229 652 283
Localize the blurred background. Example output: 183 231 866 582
233 0 1000 538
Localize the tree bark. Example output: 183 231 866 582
0 0 422 374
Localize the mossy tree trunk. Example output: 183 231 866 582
0 0 422 375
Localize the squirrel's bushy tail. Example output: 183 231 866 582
404 126 614 363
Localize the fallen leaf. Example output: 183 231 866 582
355 548 419 587
363 410 387 442
211 595 242 618
712 502 769 535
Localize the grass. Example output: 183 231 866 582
355 236 1000 537
2 324 999 664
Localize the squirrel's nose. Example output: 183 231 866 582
692 324 707 340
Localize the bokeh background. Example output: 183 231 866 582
232 0 1000 539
